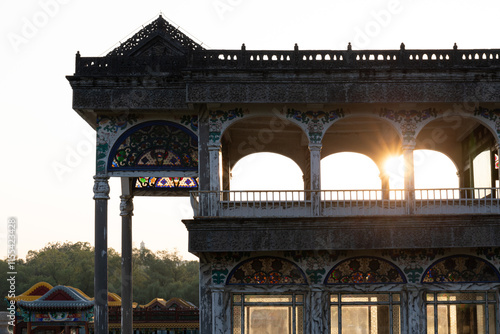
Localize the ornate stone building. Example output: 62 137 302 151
67 15 500 334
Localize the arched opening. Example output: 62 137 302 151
384 150 459 189
321 152 382 190
415 116 498 194
230 152 304 191
221 115 308 191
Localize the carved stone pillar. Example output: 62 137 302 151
402 144 415 214
380 171 390 200
309 288 328 334
309 144 322 216
405 285 425 334
211 287 225 334
120 177 134 334
208 144 221 215
93 175 110 334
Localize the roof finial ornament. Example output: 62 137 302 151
453 42 458 50
241 43 246 51
294 43 299 51
347 42 352 51
400 42 405 51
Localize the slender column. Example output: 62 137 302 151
120 178 134 334
402 145 415 214
380 171 390 200
309 144 322 216
208 144 221 216
93 175 110 334
496 144 500 198
211 287 224 334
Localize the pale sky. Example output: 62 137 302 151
1 0 497 261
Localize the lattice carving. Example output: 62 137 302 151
422 255 500 283
326 257 406 284
227 257 307 285
107 15 204 57
109 122 198 171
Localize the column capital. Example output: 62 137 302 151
93 175 110 200
402 143 416 151
208 143 221 151
120 195 134 216
308 144 323 152
495 142 500 150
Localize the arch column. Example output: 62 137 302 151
309 144 322 216
211 287 225 334
496 143 500 198
120 178 134 334
208 143 221 216
402 144 415 214
93 175 110 334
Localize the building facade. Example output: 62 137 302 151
67 16 500 333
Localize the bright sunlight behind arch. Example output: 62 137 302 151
384 150 458 189
230 153 304 190
321 152 381 190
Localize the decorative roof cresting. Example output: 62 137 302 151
107 14 204 56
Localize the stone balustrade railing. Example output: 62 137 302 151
74 48 500 75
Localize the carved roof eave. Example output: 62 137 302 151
18 286 94 310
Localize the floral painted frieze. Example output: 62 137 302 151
179 114 198 132
473 107 500 138
210 252 250 285
284 250 345 284
381 249 444 283
380 108 437 144
96 114 139 173
209 108 245 142
286 109 344 144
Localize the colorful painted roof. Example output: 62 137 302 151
17 285 94 310
6 282 53 302
141 297 197 310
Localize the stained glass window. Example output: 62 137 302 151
227 257 307 285
422 255 500 283
326 257 406 284
135 177 199 189
496 153 499 169
109 121 198 171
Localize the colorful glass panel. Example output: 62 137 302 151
109 122 198 171
422 255 500 283
326 257 406 284
227 257 307 285
135 177 199 189
495 154 499 169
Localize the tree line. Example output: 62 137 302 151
1 242 199 309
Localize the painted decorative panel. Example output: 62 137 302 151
326 257 406 284
135 177 199 189
422 255 500 283
227 257 307 285
108 121 198 171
